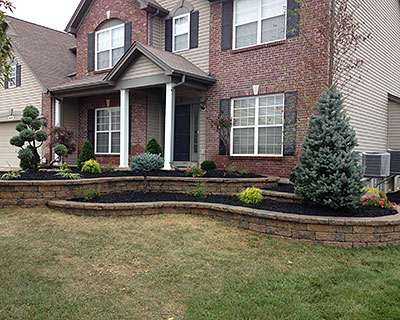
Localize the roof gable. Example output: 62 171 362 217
65 0 168 35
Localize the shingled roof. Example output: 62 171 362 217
6 16 76 89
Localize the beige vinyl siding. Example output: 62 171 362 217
62 98 79 166
150 16 163 49
120 55 164 81
0 49 43 116
388 100 400 149
339 0 400 152
156 0 210 73
147 94 165 150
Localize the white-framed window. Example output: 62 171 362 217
231 94 284 156
95 107 120 154
8 65 16 88
95 24 124 71
173 13 190 52
233 0 286 49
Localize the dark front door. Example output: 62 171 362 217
174 105 191 161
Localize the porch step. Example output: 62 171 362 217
172 161 199 169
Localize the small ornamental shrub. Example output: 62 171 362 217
74 185 101 201
188 182 208 198
224 164 237 176
58 163 71 172
77 140 95 170
49 126 76 156
361 195 396 211
362 187 388 201
201 160 217 171
101 162 116 172
185 167 206 178
81 159 102 173
238 168 249 176
1 171 21 180
10 105 48 170
145 137 163 156
54 144 68 158
130 153 163 175
55 172 81 180
290 87 365 209
237 187 263 205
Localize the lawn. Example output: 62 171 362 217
0 208 400 319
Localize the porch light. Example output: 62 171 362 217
106 99 111 107
200 97 206 111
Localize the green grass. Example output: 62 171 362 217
0 207 400 319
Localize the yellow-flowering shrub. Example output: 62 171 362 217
81 159 102 174
237 187 263 204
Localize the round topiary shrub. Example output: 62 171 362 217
145 137 163 156
201 160 217 171
77 140 95 170
54 144 68 157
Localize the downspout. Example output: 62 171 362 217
149 9 160 47
172 74 186 89
328 0 336 87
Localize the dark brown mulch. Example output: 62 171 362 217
74 191 396 218
265 183 295 193
387 191 400 204
0 169 264 181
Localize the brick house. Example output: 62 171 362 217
3 0 400 176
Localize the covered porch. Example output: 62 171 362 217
50 42 215 169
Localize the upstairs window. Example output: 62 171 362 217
234 0 286 49
95 24 124 70
173 13 190 52
8 66 16 88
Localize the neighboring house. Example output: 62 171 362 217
3 0 400 177
0 17 75 168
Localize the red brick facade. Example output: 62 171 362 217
75 0 148 79
206 0 330 177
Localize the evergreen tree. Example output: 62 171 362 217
77 140 95 170
145 137 163 157
290 86 365 209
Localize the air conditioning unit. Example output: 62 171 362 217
362 152 391 177
388 149 400 175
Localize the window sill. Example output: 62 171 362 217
230 40 286 54
93 69 112 75
95 153 120 156
229 155 284 161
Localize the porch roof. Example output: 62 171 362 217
49 42 215 95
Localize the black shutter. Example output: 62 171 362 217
287 0 300 37
283 92 297 156
124 22 132 52
221 0 233 50
128 104 132 156
219 99 230 155
165 19 172 52
88 33 95 72
4 76 8 89
16 65 21 87
87 109 95 147
190 11 199 49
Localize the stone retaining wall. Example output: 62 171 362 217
262 189 303 203
0 176 278 208
48 200 400 248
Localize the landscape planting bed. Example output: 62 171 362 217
76 191 396 218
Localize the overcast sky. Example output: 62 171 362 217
7 0 82 32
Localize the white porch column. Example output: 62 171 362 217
163 82 175 170
120 89 130 168
55 99 62 127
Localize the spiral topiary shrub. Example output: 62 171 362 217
201 160 217 171
54 144 68 158
81 159 102 173
237 187 263 204
131 153 164 176
10 105 48 170
77 140 95 170
145 137 163 156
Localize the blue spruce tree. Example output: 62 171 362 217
290 87 365 209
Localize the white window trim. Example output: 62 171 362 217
8 65 16 88
233 0 287 50
230 93 285 157
95 107 121 155
172 12 190 53
95 23 124 71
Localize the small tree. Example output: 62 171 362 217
290 87 364 209
145 137 163 156
77 140 95 170
0 1 14 87
10 105 48 170
49 126 76 156
209 114 232 161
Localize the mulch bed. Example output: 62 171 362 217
75 191 397 218
0 169 264 181
265 183 295 193
387 191 400 204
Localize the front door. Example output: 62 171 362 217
174 105 191 161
